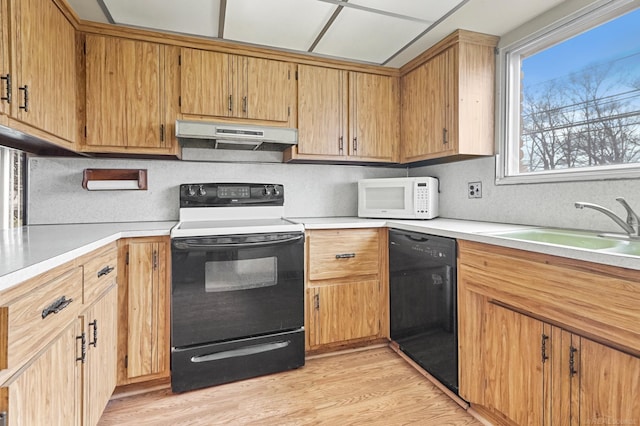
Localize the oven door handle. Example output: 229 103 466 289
173 234 304 250
190 340 291 363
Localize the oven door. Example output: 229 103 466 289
171 232 304 348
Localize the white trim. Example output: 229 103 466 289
496 0 640 185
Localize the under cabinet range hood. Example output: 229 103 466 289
176 120 298 163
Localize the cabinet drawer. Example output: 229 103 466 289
308 229 379 281
0 267 83 372
83 243 118 304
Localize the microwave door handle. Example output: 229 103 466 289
173 234 304 250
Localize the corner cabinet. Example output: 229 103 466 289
305 228 389 352
400 30 498 164
117 236 170 385
0 243 118 426
0 0 78 149
287 64 399 163
83 34 176 155
458 240 640 425
177 47 297 127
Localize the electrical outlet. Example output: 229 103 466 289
468 182 482 198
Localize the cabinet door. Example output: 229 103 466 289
242 56 295 123
480 303 546 426
297 64 347 157
575 337 640 424
349 72 399 162
179 48 231 117
0 0 8 118
400 49 454 162
85 35 164 149
400 64 429 162
124 240 168 380
0 320 81 426
84 286 118 426
12 0 77 143
311 280 380 347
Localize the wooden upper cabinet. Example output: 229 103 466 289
296 65 347 157
289 64 399 163
400 30 498 164
0 0 8 119
349 71 399 161
84 34 170 153
179 49 231 118
9 0 78 147
178 48 296 126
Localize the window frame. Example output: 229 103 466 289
496 0 640 185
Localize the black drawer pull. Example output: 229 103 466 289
97 265 114 278
335 253 356 259
42 295 73 319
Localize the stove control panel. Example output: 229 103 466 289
180 183 285 208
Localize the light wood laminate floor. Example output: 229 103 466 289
99 347 481 425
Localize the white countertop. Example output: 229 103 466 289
2 217 639 293
291 217 640 271
0 221 176 291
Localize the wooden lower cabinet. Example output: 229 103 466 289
117 237 170 385
305 228 388 352
83 286 118 426
307 280 380 348
0 320 81 426
458 240 640 425
0 285 118 426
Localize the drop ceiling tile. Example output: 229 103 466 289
103 0 219 37
313 7 426 64
225 0 337 52
347 0 464 23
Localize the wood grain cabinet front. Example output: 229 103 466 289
287 64 399 163
305 228 389 353
0 242 120 426
0 0 78 149
83 34 175 155
177 48 296 127
400 30 498 164
117 236 170 385
458 240 640 425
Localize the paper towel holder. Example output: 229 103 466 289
82 169 148 191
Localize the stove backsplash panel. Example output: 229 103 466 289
27 157 406 224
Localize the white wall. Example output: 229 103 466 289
409 156 639 233
27 157 406 224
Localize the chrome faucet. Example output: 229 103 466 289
574 197 640 238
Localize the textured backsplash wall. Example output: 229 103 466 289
28 157 406 224
409 156 640 233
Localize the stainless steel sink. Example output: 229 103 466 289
483 227 640 256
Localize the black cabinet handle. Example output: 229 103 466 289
335 253 356 259
18 85 28 112
1 74 11 104
228 94 233 111
76 332 86 363
42 295 73 319
97 265 115 278
89 320 98 347
442 127 448 145
242 96 247 113
569 346 578 377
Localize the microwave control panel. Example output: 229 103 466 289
414 181 437 218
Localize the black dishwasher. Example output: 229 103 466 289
389 229 458 394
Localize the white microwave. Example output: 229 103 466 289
358 177 439 219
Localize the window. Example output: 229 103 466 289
497 0 640 184
0 146 25 229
